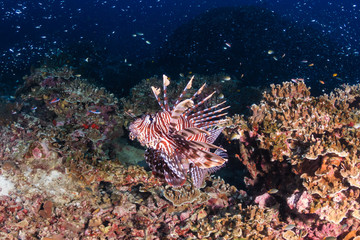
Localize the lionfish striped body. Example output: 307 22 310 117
129 75 229 187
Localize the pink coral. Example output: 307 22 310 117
32 147 42 159
254 193 275 208
287 191 312 214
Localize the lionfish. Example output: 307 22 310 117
129 75 229 188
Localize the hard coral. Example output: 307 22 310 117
229 80 360 238
162 181 204 206
14 65 126 167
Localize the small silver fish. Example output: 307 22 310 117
223 76 231 81
230 132 240 140
323 237 337 240
283 224 295 231
89 109 101 114
268 188 279 194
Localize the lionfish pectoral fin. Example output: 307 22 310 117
188 140 226 151
162 153 186 178
190 162 226 188
145 148 187 187
191 149 227 168
207 148 227 174
190 164 207 188
177 127 210 138
162 153 188 187
145 148 166 177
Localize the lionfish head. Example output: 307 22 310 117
129 113 158 148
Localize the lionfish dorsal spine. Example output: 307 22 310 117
191 83 206 101
189 100 227 118
163 74 170 111
196 119 225 128
184 91 216 116
191 106 230 122
151 86 166 111
174 75 194 106
183 83 207 115
194 113 228 126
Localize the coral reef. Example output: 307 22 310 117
0 156 292 240
229 80 360 239
2 67 360 239
12 65 125 165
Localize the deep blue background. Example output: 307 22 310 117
0 0 359 89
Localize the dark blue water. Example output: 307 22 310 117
0 0 359 97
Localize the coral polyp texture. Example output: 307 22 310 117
1 68 360 239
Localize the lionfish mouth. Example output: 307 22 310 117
129 75 229 188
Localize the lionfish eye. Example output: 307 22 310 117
149 116 154 122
